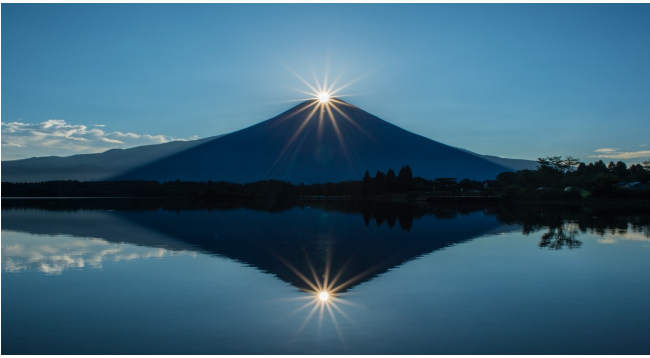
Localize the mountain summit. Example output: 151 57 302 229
2 99 532 183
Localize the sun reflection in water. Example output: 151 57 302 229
318 291 330 301
273 251 379 350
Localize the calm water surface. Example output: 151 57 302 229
2 199 649 354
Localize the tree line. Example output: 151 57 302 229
495 156 650 201
3 157 649 202
362 165 414 195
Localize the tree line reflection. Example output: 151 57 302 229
3 198 649 243
496 204 650 249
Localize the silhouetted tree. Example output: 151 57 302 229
362 170 373 196
576 162 587 175
536 156 565 187
374 170 386 194
386 212 397 228
614 161 629 178
564 156 581 172
385 169 397 192
398 212 413 231
397 165 414 191
537 156 563 171
398 165 413 182
593 160 608 174
630 164 644 175
539 223 582 250
537 156 580 173
643 160 650 172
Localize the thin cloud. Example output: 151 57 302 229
1 141 23 147
593 148 620 153
589 150 650 160
99 137 125 144
1 119 198 160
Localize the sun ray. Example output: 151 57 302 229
329 98 356 108
294 299 322 338
311 68 324 94
318 102 326 139
280 63 320 94
325 104 346 151
273 254 321 293
329 67 380 96
329 297 367 309
326 71 344 94
289 298 321 317
318 300 326 332
268 102 321 174
271 100 319 127
326 257 351 291
329 101 373 138
326 302 351 354
328 93 365 99
265 97 319 105
288 87 320 97
323 63 330 96
278 295 321 302
322 251 332 294
305 252 323 291
329 300 357 326
330 261 389 293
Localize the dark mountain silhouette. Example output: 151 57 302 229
456 148 538 171
0 135 221 182
114 99 512 183
2 99 525 183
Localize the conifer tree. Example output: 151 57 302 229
398 165 414 191
398 165 413 182
362 170 373 196
374 170 386 194
386 169 397 192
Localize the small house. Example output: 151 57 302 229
483 180 499 190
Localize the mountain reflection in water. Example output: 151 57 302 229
3 199 649 291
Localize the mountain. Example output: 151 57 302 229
455 148 538 171
2 99 523 183
0 135 221 182
482 155 538 171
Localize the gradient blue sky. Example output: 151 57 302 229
2 4 649 163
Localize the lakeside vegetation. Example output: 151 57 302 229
496 157 650 202
2 158 649 203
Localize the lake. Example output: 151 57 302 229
2 199 649 354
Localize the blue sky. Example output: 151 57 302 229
2 4 649 163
